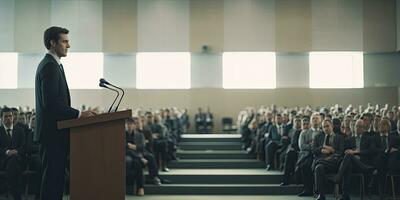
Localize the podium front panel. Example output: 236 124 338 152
69 119 125 200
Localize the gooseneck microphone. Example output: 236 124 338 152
99 78 125 112
99 81 119 113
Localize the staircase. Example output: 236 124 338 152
145 134 303 195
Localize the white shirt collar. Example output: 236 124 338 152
48 52 61 65
3 125 13 132
311 127 320 132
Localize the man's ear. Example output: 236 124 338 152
50 40 56 48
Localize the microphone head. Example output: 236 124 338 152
99 82 107 88
99 78 110 85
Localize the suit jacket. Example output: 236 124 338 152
126 131 145 158
346 133 378 165
0 126 26 166
372 132 400 154
267 124 285 143
312 131 344 159
35 54 79 145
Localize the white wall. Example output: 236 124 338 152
17 53 42 88
191 53 222 88
223 0 275 51
137 0 189 52
364 53 400 87
311 0 363 50
51 0 103 52
397 0 400 51
103 54 136 88
276 54 309 88
0 0 15 52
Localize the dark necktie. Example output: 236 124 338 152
6 129 12 139
382 136 388 149
325 134 331 146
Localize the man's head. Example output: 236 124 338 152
379 119 391 134
361 113 372 131
322 119 333 135
332 118 341 134
126 118 136 133
1 107 13 128
11 107 18 126
275 114 282 125
354 119 365 136
44 26 70 58
293 116 302 130
302 117 310 130
311 112 321 129
18 112 26 125
29 114 36 130
341 121 351 136
265 112 273 122
387 111 395 121
373 114 381 131
397 120 400 133
145 112 154 124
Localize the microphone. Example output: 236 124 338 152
99 81 119 113
99 78 125 112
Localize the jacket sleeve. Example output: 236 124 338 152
40 62 79 121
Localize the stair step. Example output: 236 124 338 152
168 159 265 169
154 169 282 184
144 184 302 195
180 134 241 142
177 150 255 159
179 142 242 150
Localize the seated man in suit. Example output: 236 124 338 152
205 107 214 134
312 119 344 200
144 113 169 172
280 116 307 186
297 112 321 197
0 107 26 200
11 108 29 137
334 119 377 200
26 114 41 200
372 118 400 199
265 114 285 170
195 107 206 133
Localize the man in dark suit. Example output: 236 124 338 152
371 118 400 199
0 107 26 200
312 119 344 200
35 26 95 200
334 119 377 200
265 114 285 170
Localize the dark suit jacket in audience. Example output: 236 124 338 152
0 126 26 168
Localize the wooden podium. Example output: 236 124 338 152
58 110 131 200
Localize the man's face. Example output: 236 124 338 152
126 122 135 132
2 111 13 127
276 116 282 125
312 115 320 128
302 120 310 130
146 115 153 123
18 114 26 125
52 33 70 58
354 120 364 135
266 112 273 122
30 117 35 129
397 120 400 133
294 119 301 129
379 121 390 133
322 121 333 135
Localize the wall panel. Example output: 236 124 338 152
223 0 275 51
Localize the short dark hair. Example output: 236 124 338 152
1 107 12 117
44 26 69 50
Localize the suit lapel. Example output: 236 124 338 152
46 54 72 106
